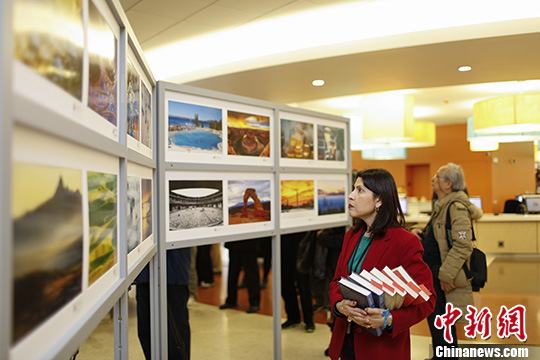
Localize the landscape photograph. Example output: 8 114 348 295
126 59 140 140
317 180 346 215
168 100 222 154
317 125 345 161
127 177 141 253
169 180 223 230
141 178 152 240
87 171 118 286
227 110 270 157
281 119 314 159
12 163 83 344
280 180 315 213
228 180 271 225
87 0 117 126
14 0 84 100
141 83 151 148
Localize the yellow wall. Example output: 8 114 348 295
351 124 536 213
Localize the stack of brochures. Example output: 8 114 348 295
338 265 432 336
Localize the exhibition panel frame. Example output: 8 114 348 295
1 0 352 357
3 0 157 359
158 82 352 359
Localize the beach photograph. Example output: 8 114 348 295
228 180 271 225
127 59 140 140
317 179 346 216
317 125 345 161
14 0 84 100
281 119 314 159
169 180 223 230
168 100 222 154
227 110 270 157
87 171 118 286
12 163 83 344
87 0 117 126
280 180 314 213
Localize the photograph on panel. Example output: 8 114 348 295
127 176 141 253
12 163 83 344
317 179 346 216
281 118 314 159
228 180 271 224
227 110 270 157
13 0 84 101
169 180 223 230
280 180 315 214
317 124 345 161
87 0 117 126
87 171 118 286
141 83 152 148
168 100 222 154
141 178 152 241
126 58 140 141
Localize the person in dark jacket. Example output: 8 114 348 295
219 238 261 313
136 248 191 360
281 231 315 332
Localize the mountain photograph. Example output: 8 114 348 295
12 163 84 344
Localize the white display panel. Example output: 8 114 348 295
166 171 275 242
280 173 349 229
11 126 120 360
7 0 157 359
164 91 274 167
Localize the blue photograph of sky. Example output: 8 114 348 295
168 101 222 122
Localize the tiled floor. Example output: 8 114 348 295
77 252 540 359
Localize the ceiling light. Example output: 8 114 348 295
361 93 414 142
390 121 436 148
468 80 540 94
413 106 439 118
312 79 325 86
361 148 407 160
145 0 540 82
458 66 472 72
469 138 499 151
467 116 540 151
473 94 540 134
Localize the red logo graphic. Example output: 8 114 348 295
435 303 528 343
434 303 463 343
497 305 527 342
464 305 492 340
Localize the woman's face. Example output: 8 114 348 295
348 177 381 226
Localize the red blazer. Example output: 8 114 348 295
329 226 436 360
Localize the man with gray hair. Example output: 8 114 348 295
412 163 479 359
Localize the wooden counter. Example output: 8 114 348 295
405 213 540 254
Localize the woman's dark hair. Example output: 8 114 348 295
352 168 405 237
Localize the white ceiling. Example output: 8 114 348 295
120 0 540 126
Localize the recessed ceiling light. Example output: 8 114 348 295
312 79 325 86
458 65 472 72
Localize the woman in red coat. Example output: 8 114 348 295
329 168 436 360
